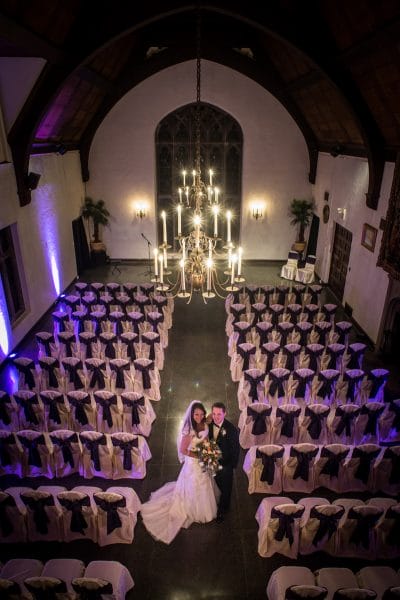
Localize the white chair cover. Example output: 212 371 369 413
239 402 272 448
316 370 340 406
119 331 140 362
314 444 351 493
354 402 385 445
281 251 300 280
67 390 96 431
267 369 291 407
108 358 134 393
57 490 98 543
300 502 344 556
299 404 330 444
344 343 367 370
267 566 315 600
227 321 252 357
1 559 44 599
0 391 18 432
374 504 400 560
93 390 123 433
141 331 165 370
0 490 27 543
14 390 44 431
13 357 40 391
36 331 59 357
57 331 79 360
62 357 87 392
256 497 305 558
120 391 156 436
336 504 383 559
40 390 70 430
272 403 301 443
38 356 64 392
237 368 267 409
17 430 54 478
291 368 316 405
42 558 85 596
316 568 359 600
295 255 316 284
85 358 111 392
81 560 134 600
111 432 152 479
133 358 161 401
357 567 400 600
93 490 137 545
243 444 285 494
340 444 381 493
230 342 257 382
79 431 113 479
327 404 360 444
0 431 23 477
20 489 62 542
282 443 319 493
365 369 389 404
49 429 82 477
259 342 281 375
373 446 400 496
379 400 400 444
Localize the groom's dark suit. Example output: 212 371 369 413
209 418 240 513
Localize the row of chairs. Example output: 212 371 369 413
0 485 140 546
280 253 317 283
237 368 388 408
267 566 400 600
13 356 161 399
243 442 400 495
256 495 400 559
1 389 156 435
0 429 151 479
36 329 165 369
74 279 170 298
0 558 133 599
238 400 397 448
225 283 324 311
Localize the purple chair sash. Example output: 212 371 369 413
94 393 118 427
277 322 294 345
62 359 85 390
305 406 329 440
99 334 117 359
39 358 60 389
368 370 389 399
269 304 284 326
304 304 319 322
0 434 14 466
292 284 306 305
251 303 267 327
72 311 87 334
40 392 63 423
233 322 251 345
287 304 302 324
282 344 301 371
142 333 161 361
36 333 55 355
58 333 75 357
275 285 289 306
0 393 11 426
127 311 145 333
276 406 301 437
335 321 352 345
320 447 349 478
269 371 291 398
318 371 340 398
109 312 124 336
110 361 131 388
293 369 315 398
52 311 69 332
121 394 145 426
244 371 265 402
14 392 39 425
120 333 138 360
111 437 139 470
134 294 151 313
0 494 16 536
255 322 273 345
147 311 164 332
134 360 154 390
58 495 90 534
94 495 125 534
291 446 318 481
78 333 96 359
334 406 360 437
326 344 345 369
51 433 78 468
348 507 383 549
21 493 54 534
82 435 107 471
305 344 324 372
261 285 274 306
247 406 272 435
19 434 45 467
90 311 106 337
261 343 280 372
237 344 256 371
256 447 284 483
271 506 304 546
310 505 344 546
67 393 91 426
13 359 36 389
315 321 332 346
245 286 258 305
352 447 381 483
295 322 313 346
360 404 385 436
344 370 364 402
347 345 366 369
86 362 106 390
307 285 322 305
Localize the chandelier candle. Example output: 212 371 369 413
238 247 243 277
180 259 186 292
178 188 183 204
212 204 219 236
226 210 232 243
231 254 237 285
163 246 168 268
207 258 212 291
209 169 213 186
177 204 182 236
159 254 164 284
154 248 159 277
182 238 186 261
161 211 167 244
215 187 219 204
208 239 212 260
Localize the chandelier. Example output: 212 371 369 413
152 10 245 302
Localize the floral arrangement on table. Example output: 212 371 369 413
196 439 222 476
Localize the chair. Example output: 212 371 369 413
40 390 70 430
239 402 272 448
250 302 267 328
111 432 152 479
344 343 367 370
99 331 119 360
316 568 360 600
74 561 134 600
269 304 285 326
286 303 303 324
334 321 353 346
0 490 27 543
62 357 87 392
357 567 400 600
78 331 97 360
375 504 400 559
340 444 381 493
272 403 301 443
94 487 141 545
57 331 78 359
366 369 389 403
38 356 64 391
295 255 317 284
93 390 123 433
13 356 39 390
255 321 273 347
0 391 18 431
79 431 113 479
298 404 330 444
316 370 340 405
255 496 305 558
41 559 85 597
260 342 281 374
336 503 383 559
314 444 351 493
121 391 156 436
328 404 360 444
282 343 301 371
230 342 257 382
17 430 53 478
20 489 63 542
300 503 344 556
226 303 247 337
282 443 319 493
228 321 252 357
141 331 164 370
291 369 315 405
313 321 333 347
36 331 57 357
379 400 400 444
133 358 161 401
57 490 98 542
304 344 325 372
14 390 44 431
274 284 290 306
237 368 266 409
280 251 300 280
49 429 82 477
0 559 44 599
120 331 140 361
267 566 316 600
0 431 23 477
373 446 400 496
85 358 110 392
354 402 385 445
323 344 346 372
294 321 313 346
67 390 97 431
243 444 285 494
267 369 291 407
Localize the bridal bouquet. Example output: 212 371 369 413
196 439 222 476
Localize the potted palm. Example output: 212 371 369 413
289 198 315 253
81 196 111 252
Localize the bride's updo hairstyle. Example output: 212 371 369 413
190 401 206 431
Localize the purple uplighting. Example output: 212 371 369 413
0 276 10 357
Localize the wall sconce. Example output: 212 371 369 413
251 202 264 220
135 202 148 219
337 207 347 220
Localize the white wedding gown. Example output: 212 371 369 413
141 429 219 544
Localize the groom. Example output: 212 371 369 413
209 402 240 522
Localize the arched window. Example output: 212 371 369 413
155 103 243 249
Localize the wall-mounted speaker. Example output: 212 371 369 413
25 172 41 190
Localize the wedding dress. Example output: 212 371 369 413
141 428 218 544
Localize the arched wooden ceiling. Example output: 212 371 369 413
1 1 399 207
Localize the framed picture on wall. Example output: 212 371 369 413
361 223 378 252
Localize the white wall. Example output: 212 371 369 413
313 153 393 343
87 60 311 260
0 151 84 360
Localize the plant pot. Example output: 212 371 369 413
292 241 306 253
90 241 106 252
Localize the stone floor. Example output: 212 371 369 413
0 259 399 599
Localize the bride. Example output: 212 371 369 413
141 401 219 544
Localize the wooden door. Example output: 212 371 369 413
328 223 352 301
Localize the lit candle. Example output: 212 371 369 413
159 254 164 284
182 170 186 187
182 238 186 261
178 188 182 203
208 239 212 260
209 169 213 186
185 187 189 205
214 187 219 204
177 204 182 236
228 246 232 268
207 186 212 204
161 210 167 244
180 259 186 292
153 248 159 277
163 246 168 268
192 170 196 185
212 204 219 237
206 258 212 291
226 210 232 243
231 254 237 285
237 246 243 277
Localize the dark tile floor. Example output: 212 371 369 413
0 260 399 600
